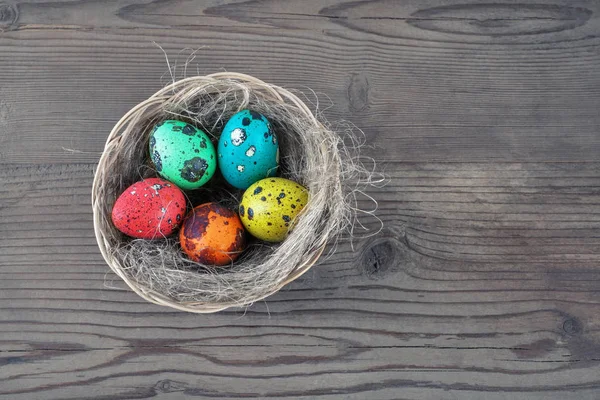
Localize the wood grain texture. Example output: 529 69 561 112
1 0 600 399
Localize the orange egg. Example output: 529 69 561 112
179 202 246 266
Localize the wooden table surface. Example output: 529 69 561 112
2 1 600 399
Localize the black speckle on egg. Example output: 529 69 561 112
180 157 208 182
171 125 183 132
200 140 207 149
242 117 251 126
239 205 245 216
152 151 162 172
247 208 254 220
182 124 196 136
253 186 263 195
264 132 269 139
261 196 266 201
149 136 156 151
276 192 285 205
249 110 262 120
282 215 291 223
267 222 272 226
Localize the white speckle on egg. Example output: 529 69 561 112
237 165 245 172
245 146 256 157
230 128 247 146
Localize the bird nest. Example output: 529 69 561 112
92 72 374 313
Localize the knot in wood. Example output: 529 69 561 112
347 72 370 112
0 2 17 29
156 379 173 392
154 378 185 393
359 237 401 279
563 318 582 336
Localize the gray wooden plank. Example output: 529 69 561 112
1 0 600 164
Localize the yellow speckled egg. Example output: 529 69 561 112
239 177 308 242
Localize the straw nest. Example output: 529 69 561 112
92 72 377 313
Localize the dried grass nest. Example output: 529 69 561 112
92 72 378 313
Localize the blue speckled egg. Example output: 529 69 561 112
218 110 279 190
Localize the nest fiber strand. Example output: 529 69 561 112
92 72 369 313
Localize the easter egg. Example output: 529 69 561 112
239 178 308 242
218 110 279 190
111 178 186 239
150 120 217 190
180 203 246 266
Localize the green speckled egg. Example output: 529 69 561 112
149 120 217 190
239 177 309 242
